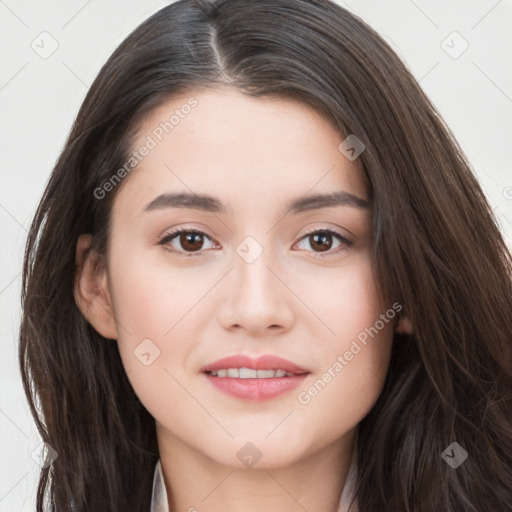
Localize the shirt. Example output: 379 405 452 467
150 436 359 512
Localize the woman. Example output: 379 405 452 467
19 0 512 510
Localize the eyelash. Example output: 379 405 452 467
157 227 353 258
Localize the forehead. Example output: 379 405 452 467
113 88 368 218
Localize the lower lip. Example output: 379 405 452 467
203 372 309 401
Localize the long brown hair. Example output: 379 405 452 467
19 0 512 510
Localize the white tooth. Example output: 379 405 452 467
239 367 258 378
212 368 294 378
257 369 276 378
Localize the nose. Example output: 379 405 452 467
217 243 295 336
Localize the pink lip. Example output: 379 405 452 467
201 354 310 401
201 354 309 374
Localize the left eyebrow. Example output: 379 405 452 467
142 190 370 216
286 191 370 213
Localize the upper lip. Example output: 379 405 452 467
201 355 309 374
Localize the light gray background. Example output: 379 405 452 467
1 1 511 510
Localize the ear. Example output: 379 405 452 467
395 315 414 335
74 234 119 340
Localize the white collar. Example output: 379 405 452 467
150 458 170 512
151 436 358 512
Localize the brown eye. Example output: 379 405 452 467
295 229 352 256
158 227 352 258
309 232 333 252
158 228 216 256
178 231 204 252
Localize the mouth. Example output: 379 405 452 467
205 368 305 378
201 355 310 401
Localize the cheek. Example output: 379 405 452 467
106 245 247 427
108 254 188 333
293 254 393 428
108 241 218 349
106 250 200 412
293 251 387 349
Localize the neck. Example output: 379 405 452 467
156 427 357 512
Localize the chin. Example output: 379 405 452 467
199 434 314 471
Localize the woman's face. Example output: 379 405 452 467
97 88 395 468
